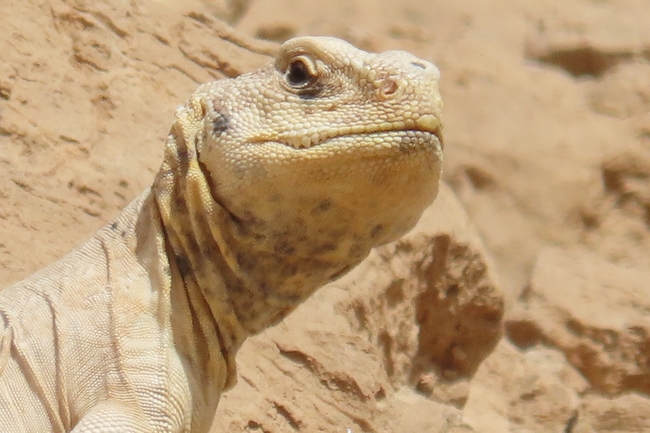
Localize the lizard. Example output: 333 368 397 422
0 36 444 432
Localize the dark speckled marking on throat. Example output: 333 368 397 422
213 113 230 135
212 100 230 136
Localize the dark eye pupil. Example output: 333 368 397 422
287 60 310 86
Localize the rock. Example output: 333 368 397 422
506 247 650 395
573 393 650 433
524 11 650 78
462 341 580 433
193 0 252 24
336 183 504 404
212 287 401 432
588 60 650 118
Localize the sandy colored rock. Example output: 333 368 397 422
463 341 581 433
577 145 650 271
507 247 650 395
213 287 465 432
587 60 650 118
573 393 650 433
336 184 504 403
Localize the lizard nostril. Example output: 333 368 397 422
411 61 427 69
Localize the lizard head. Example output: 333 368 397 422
192 36 443 255
156 36 443 330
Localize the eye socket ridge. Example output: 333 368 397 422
285 55 318 89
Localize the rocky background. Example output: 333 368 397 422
1 0 649 432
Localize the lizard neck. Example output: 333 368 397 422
148 126 256 410
151 117 360 340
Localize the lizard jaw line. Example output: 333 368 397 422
275 114 442 149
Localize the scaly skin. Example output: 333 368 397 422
0 36 443 432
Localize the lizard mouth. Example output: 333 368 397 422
296 114 441 149
254 114 443 149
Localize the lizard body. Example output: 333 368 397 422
0 36 443 432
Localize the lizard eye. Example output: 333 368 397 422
285 55 317 88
